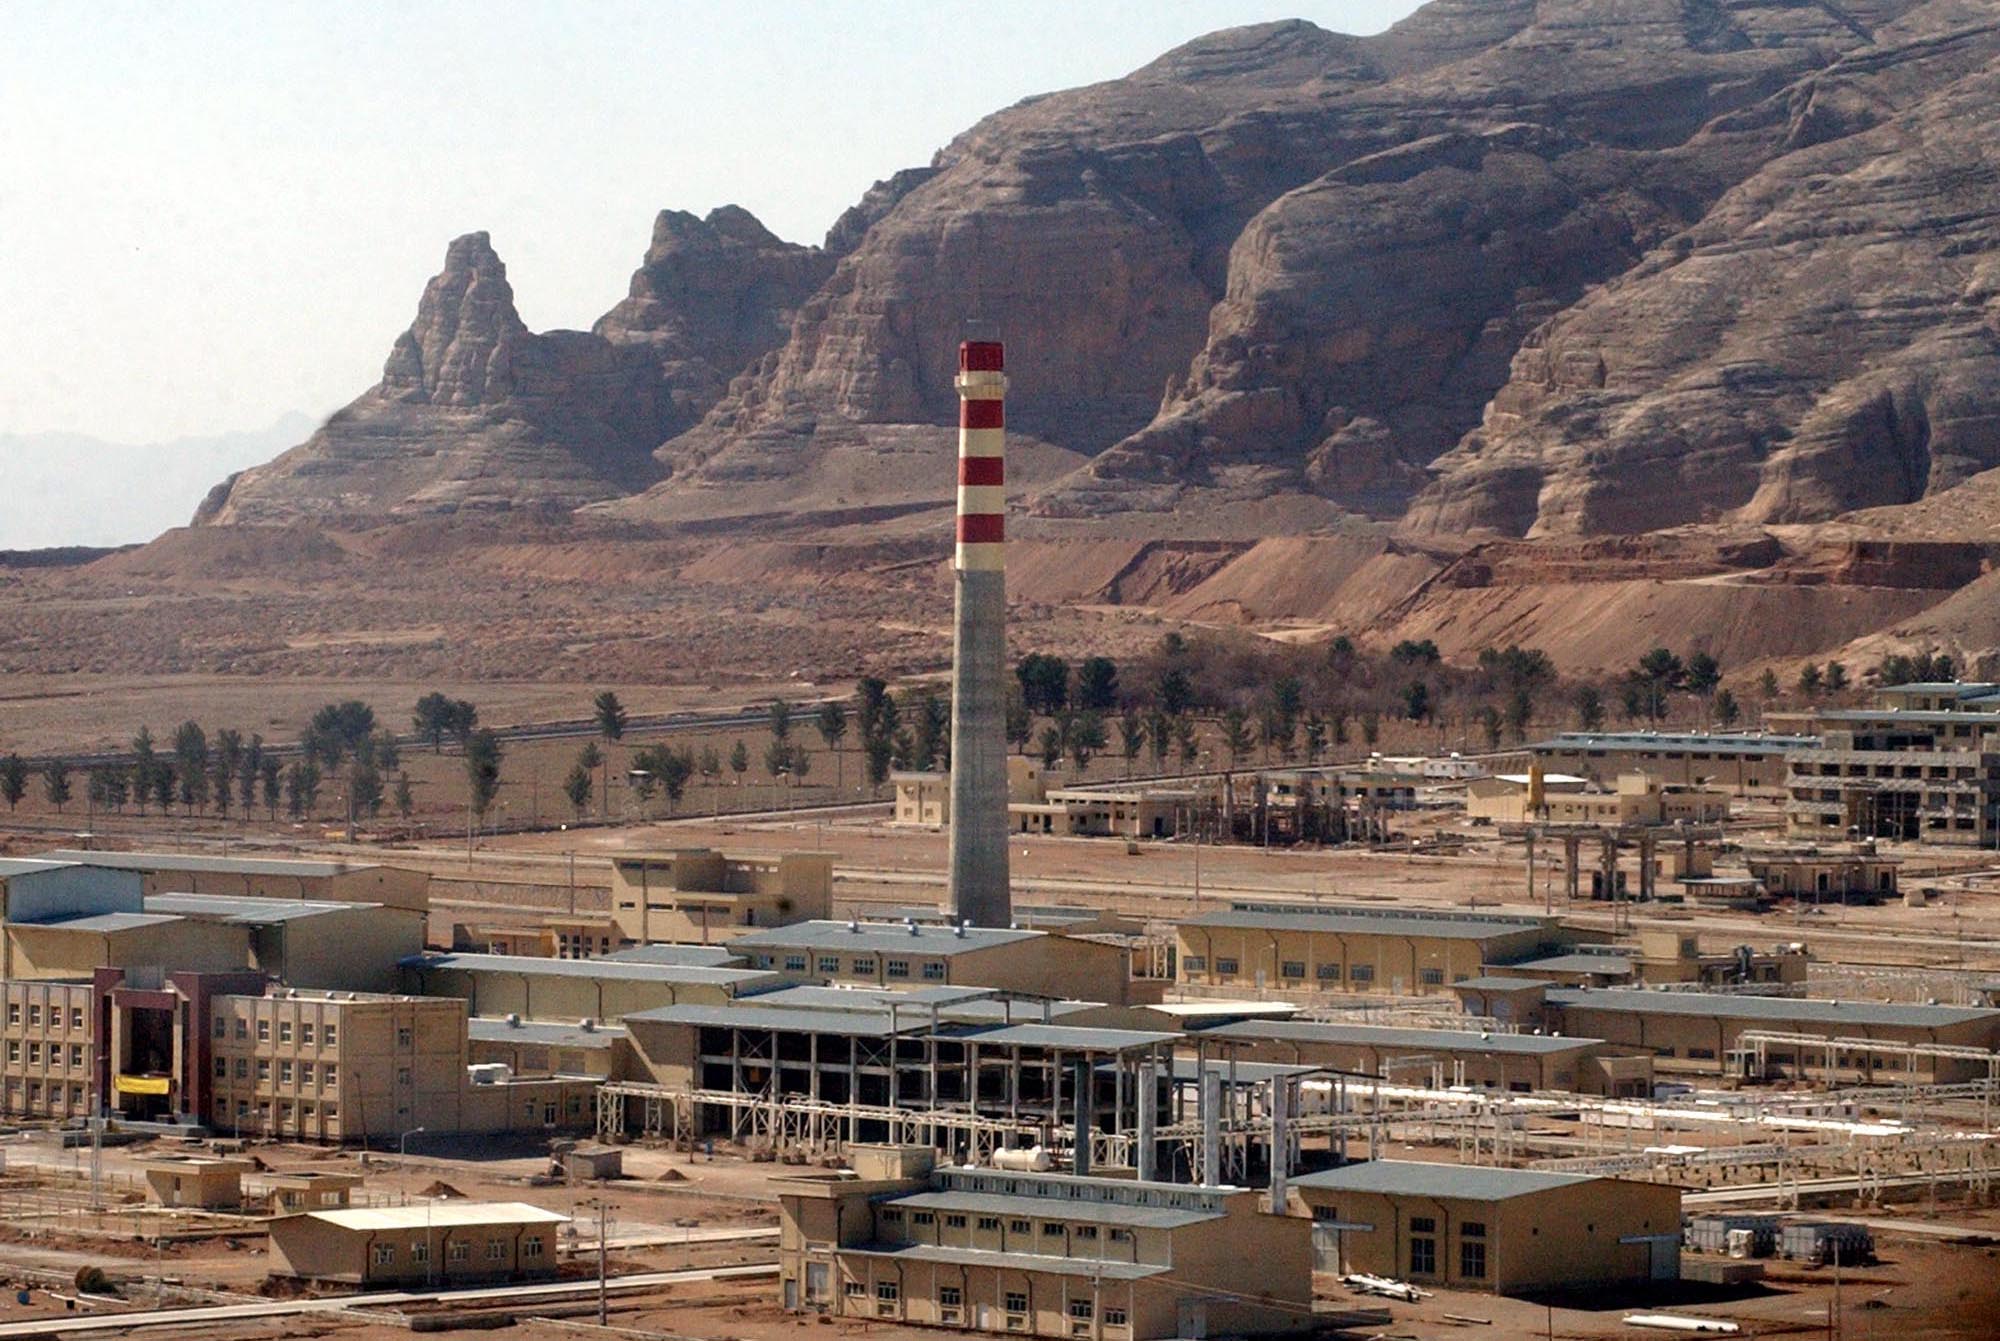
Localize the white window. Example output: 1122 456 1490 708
257 1020 269 1041
301 1023 315 1045
450 1240 470 1263
410 1241 429 1264
324 1024 338 1046
485 1239 507 1261
279 1022 292 1044
372 1243 396 1266
522 1238 544 1259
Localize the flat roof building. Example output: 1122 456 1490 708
1194 1018 1644 1096
1177 904 1567 997
1528 732 1814 797
399 951 781 1023
45 850 429 913
778 1148 1313 1338
267 1201 567 1286
609 849 832 945
1782 688 2000 846
1291 1160 1682 1294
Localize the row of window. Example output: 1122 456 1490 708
213 1017 344 1047
880 1208 1132 1243
5 1041 85 1068
213 1056 341 1086
214 1096 340 1126
3 1078 88 1108
371 1237 541 1266
5 1002 85 1032
847 1281 1123 1327
1185 957 1454 985
764 954 948 981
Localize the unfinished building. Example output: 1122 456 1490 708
1783 683 2000 845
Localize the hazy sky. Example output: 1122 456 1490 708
3 1 1423 450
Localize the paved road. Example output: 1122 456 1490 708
0 1262 777 1338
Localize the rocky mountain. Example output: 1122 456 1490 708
198 213 826 524
202 0 2000 551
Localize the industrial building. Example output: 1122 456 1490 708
1176 904 1568 996
607 849 832 944
1782 684 2000 845
1291 1161 1682 1294
1191 1018 1650 1096
467 1016 631 1079
267 1201 568 1286
398 950 782 1022
1467 771 1728 826
45 849 430 912
142 1154 250 1208
777 1146 1312 1338
1541 988 2000 1082
1527 732 1815 797
726 920 1161 1008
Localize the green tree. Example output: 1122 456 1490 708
1066 712 1107 773
260 756 282 819
171 721 210 814
284 762 309 819
593 690 629 820
306 701 377 772
1156 666 1193 718
816 701 849 788
1015 654 1070 715
348 761 384 819
700 745 723 815
0 755 26 811
631 744 694 815
130 725 158 816
1476 704 1503 750
1759 668 1782 700
1685 651 1722 697
413 692 458 751
1825 661 1848 692
1391 639 1441 666
41 760 71 814
1798 662 1824 698
211 727 244 818
1076 656 1119 712
766 698 792 744
1505 687 1535 743
1402 680 1432 723
150 761 176 815
1302 713 1328 764
1117 712 1145 776
238 733 265 815
864 735 894 791
1220 709 1254 767
855 677 890 743
563 761 593 818
1574 684 1606 732
1005 687 1032 755
1174 716 1198 769
728 739 749 785
1714 688 1741 728
464 730 504 827
1037 724 1064 769
394 771 415 821
1361 711 1381 748
1146 711 1172 770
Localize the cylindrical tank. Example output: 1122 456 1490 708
992 1146 1051 1172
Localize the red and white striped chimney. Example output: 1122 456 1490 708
955 341 1007 571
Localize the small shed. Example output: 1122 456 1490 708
143 1155 251 1209
267 1201 569 1285
265 1170 365 1213
558 1144 624 1181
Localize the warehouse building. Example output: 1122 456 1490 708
467 1016 631 1079
1291 1161 1682 1294
267 1201 567 1286
1176 905 1568 996
608 849 832 944
728 921 1161 1008
1193 1018 1648 1096
45 850 429 912
399 951 781 1023
777 1146 1312 1338
1543 988 2000 1082
1527 733 1814 797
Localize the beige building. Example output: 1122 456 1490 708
1528 732 1812 797
45 850 429 913
206 987 598 1143
895 758 1049 828
468 1016 631 1079
1292 1161 1682 1294
729 921 1161 1008
609 849 832 944
1744 851 1900 902
266 1171 363 1213
1544 988 2000 1082
778 1147 1312 1338
1 979 97 1121
142 1155 250 1209
1177 905 1567 996
1782 684 2000 845
401 951 780 1024
1468 772 1728 827
267 1201 567 1286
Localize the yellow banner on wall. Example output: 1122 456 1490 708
113 1074 170 1096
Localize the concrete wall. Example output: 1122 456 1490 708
1177 923 1557 996
7 919 248 981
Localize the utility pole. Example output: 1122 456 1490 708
595 1198 611 1326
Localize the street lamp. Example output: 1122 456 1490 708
400 1125 426 1157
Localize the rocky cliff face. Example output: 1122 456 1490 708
199 213 825 524
206 0 2000 542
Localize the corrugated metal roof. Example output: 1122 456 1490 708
840 1243 1168 1281
1549 989 2000 1028
953 1023 1178 1051
883 1189 1219 1229
731 920 1041 955
1450 976 1551 991
47 849 377 878
1508 953 1634 975
1185 907 1552 940
146 893 376 923
1166 1057 1324 1083
596 944 744 967
1292 1160 1593 1201
1143 1001 1301 1019
16 911 182 934
0 858 78 878
467 1018 628 1049
1199 1019 1601 1056
622 1002 915 1036
399 952 778 987
295 1201 568 1231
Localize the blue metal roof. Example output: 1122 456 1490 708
732 920 1042 955
1201 1019 1599 1055
1547 988 2000 1029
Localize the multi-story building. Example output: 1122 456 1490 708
1176 904 1569 996
608 849 832 944
1783 684 2000 846
777 1146 1313 1338
400 950 780 1023
1528 732 1816 797
0 979 97 1120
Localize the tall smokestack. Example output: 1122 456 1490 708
948 339 1011 928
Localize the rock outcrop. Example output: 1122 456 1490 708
199 213 826 524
